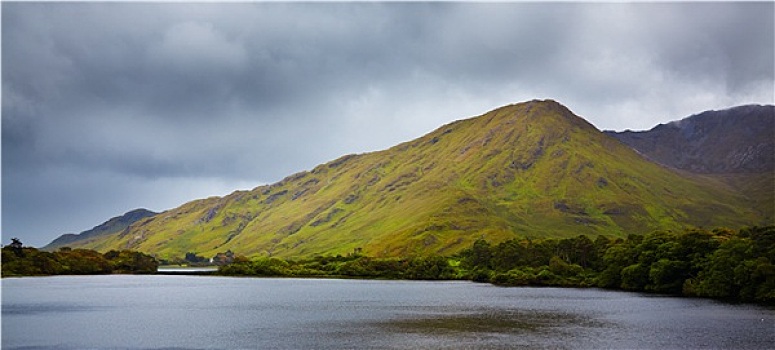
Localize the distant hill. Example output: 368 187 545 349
605 105 774 173
44 209 157 251
50 100 768 259
605 105 774 222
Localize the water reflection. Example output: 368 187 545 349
369 309 610 349
382 309 603 334
2 302 97 316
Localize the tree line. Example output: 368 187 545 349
219 226 774 304
4 226 772 303
219 254 458 280
2 240 158 276
459 226 774 303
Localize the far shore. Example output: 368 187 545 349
156 266 219 275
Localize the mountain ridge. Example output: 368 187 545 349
43 208 157 251
46 100 769 259
604 104 774 174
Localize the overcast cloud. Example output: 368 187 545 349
3 2 773 247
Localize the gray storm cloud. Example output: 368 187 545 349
3 2 773 246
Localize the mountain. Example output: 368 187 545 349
605 105 774 222
43 209 157 251
604 105 774 174
51 100 767 259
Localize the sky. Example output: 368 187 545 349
3 2 774 247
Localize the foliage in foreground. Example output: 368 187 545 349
2 244 158 276
219 226 775 304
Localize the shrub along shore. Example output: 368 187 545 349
218 226 775 304
3 226 773 304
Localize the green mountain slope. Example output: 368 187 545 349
58 100 764 259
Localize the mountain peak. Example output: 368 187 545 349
452 99 599 143
489 99 584 120
519 99 599 131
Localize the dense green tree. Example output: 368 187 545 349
740 226 775 258
570 235 596 268
462 239 493 270
620 263 649 291
106 250 158 274
591 235 612 271
531 240 557 267
491 240 527 271
56 249 112 274
648 259 688 293
596 243 634 288
675 229 719 275
548 256 583 277
690 237 751 299
9 238 24 256
252 258 291 276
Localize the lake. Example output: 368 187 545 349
2 275 773 349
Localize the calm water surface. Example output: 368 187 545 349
2 275 773 349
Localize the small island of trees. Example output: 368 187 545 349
1 239 158 276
